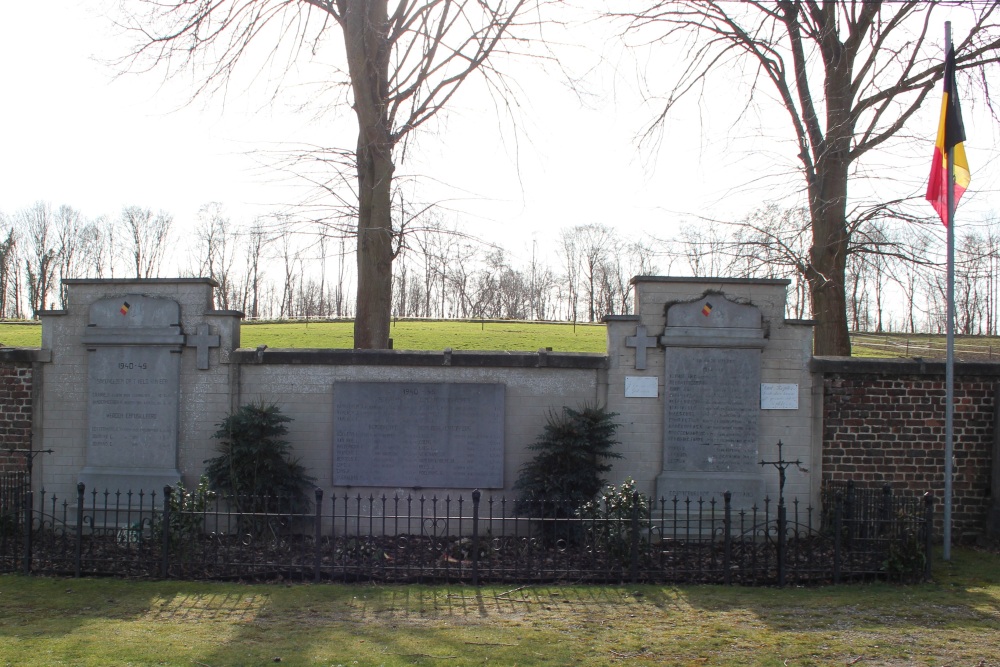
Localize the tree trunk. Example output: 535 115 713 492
807 153 852 356
804 16 855 358
343 0 395 349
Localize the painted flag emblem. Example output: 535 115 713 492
120 301 131 316
701 302 713 317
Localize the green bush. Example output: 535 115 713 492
153 475 215 544
514 404 622 518
204 401 314 515
578 478 651 564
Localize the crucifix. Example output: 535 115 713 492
758 440 806 508
625 325 658 370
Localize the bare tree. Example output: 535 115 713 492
608 239 658 315
572 224 617 322
17 202 60 316
0 213 18 318
559 229 581 322
193 203 238 309
677 223 729 278
120 206 173 279
240 219 274 319
54 205 84 306
119 0 544 348
78 215 118 279
276 229 302 318
617 1 1000 354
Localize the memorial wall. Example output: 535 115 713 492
31 276 818 511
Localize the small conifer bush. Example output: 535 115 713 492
514 404 622 517
204 401 314 515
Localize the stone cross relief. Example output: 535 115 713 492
625 325 659 370
185 323 221 370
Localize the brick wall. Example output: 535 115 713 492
815 358 999 542
0 357 33 474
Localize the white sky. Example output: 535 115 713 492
1 2 997 273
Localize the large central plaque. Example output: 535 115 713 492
655 296 765 509
333 382 505 488
88 346 179 468
664 347 760 473
79 295 185 494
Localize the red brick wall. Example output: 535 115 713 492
818 359 998 542
0 361 32 474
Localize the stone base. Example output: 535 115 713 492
654 471 765 511
78 466 182 498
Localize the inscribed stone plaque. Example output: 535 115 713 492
333 382 504 488
664 347 760 473
79 295 183 493
656 295 766 509
761 383 799 410
625 376 658 398
85 346 180 467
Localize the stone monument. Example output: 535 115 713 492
78 295 186 494
655 295 766 508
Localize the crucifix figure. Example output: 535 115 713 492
759 440 806 508
185 323 221 370
625 325 658 370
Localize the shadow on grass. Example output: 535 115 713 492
2 548 999 665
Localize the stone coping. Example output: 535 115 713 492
631 275 792 286
63 278 219 286
812 355 1000 376
0 348 50 363
230 347 608 369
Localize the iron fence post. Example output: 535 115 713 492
845 480 855 549
22 487 32 575
472 489 481 586
161 486 172 579
75 483 85 578
881 484 892 537
923 492 935 581
777 502 786 587
630 490 640 584
314 487 323 583
724 491 732 585
833 491 842 584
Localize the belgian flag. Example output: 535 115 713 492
926 45 970 226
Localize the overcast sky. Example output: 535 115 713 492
2 2 997 271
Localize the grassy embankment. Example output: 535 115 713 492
0 320 607 353
0 547 997 666
8 320 1000 359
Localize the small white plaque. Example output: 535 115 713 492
760 383 799 410
625 376 658 398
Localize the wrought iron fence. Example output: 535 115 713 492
0 480 934 585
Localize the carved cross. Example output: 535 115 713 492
185 323 220 370
625 325 659 370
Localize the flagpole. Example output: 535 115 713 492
944 21 955 562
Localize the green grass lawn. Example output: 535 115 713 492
6 319 1000 359
0 319 608 353
241 319 607 353
0 548 997 666
0 322 43 348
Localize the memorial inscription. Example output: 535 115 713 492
664 348 760 472
655 296 766 509
333 382 504 488
87 347 178 467
79 295 184 494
